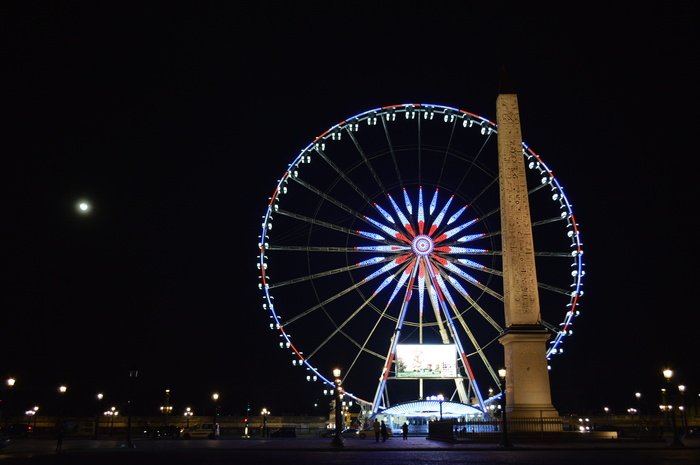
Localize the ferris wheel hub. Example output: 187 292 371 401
411 235 434 256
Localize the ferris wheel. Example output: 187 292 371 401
257 103 584 415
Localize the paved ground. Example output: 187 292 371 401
1 436 698 464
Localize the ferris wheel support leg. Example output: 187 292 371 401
372 267 418 413
454 377 469 405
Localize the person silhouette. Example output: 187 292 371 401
56 424 65 452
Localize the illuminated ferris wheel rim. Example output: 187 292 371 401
257 103 585 405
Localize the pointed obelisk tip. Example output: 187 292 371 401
499 65 516 94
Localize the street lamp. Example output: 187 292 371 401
95 393 104 439
126 369 138 448
104 407 118 436
184 407 193 428
331 368 344 448
498 368 513 448
678 385 687 437
662 369 683 447
58 385 67 425
4 378 16 428
212 393 219 439
31 406 39 429
635 392 642 413
25 408 35 429
161 389 172 425
261 408 270 437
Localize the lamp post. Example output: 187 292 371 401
58 385 67 425
4 378 16 428
212 393 219 439
25 408 35 430
95 393 103 439
184 408 193 428
331 368 344 448
678 385 687 437
105 407 117 436
261 408 270 437
663 369 683 447
126 370 138 448
161 390 173 425
31 406 39 429
634 392 643 431
498 368 513 448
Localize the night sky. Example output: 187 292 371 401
3 2 699 419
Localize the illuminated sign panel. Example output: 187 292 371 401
395 344 457 378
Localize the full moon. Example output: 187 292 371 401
77 201 91 213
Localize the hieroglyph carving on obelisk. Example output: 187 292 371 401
497 93 541 327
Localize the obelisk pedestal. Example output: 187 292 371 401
500 326 559 419
497 85 559 422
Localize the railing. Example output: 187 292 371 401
429 417 678 442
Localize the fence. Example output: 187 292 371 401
428 416 685 442
429 417 565 441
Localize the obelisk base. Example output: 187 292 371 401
499 325 559 420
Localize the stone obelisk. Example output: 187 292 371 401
497 74 559 420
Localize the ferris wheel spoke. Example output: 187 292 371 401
427 193 454 236
402 188 413 215
268 255 396 289
417 186 426 234
453 131 496 195
426 282 451 343
527 180 551 196
290 175 374 226
343 293 402 404
534 251 579 258
430 259 504 330
435 117 458 189
436 257 480 284
451 301 502 387
432 255 504 300
442 255 500 275
380 113 404 189
540 320 559 332
275 208 368 239
344 126 387 195
314 146 376 210
386 193 416 237
281 255 411 327
537 282 575 296
303 290 385 363
432 210 496 246
463 295 504 333
532 215 567 227
364 215 412 244
281 274 380 327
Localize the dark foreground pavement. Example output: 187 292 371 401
1 436 698 465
